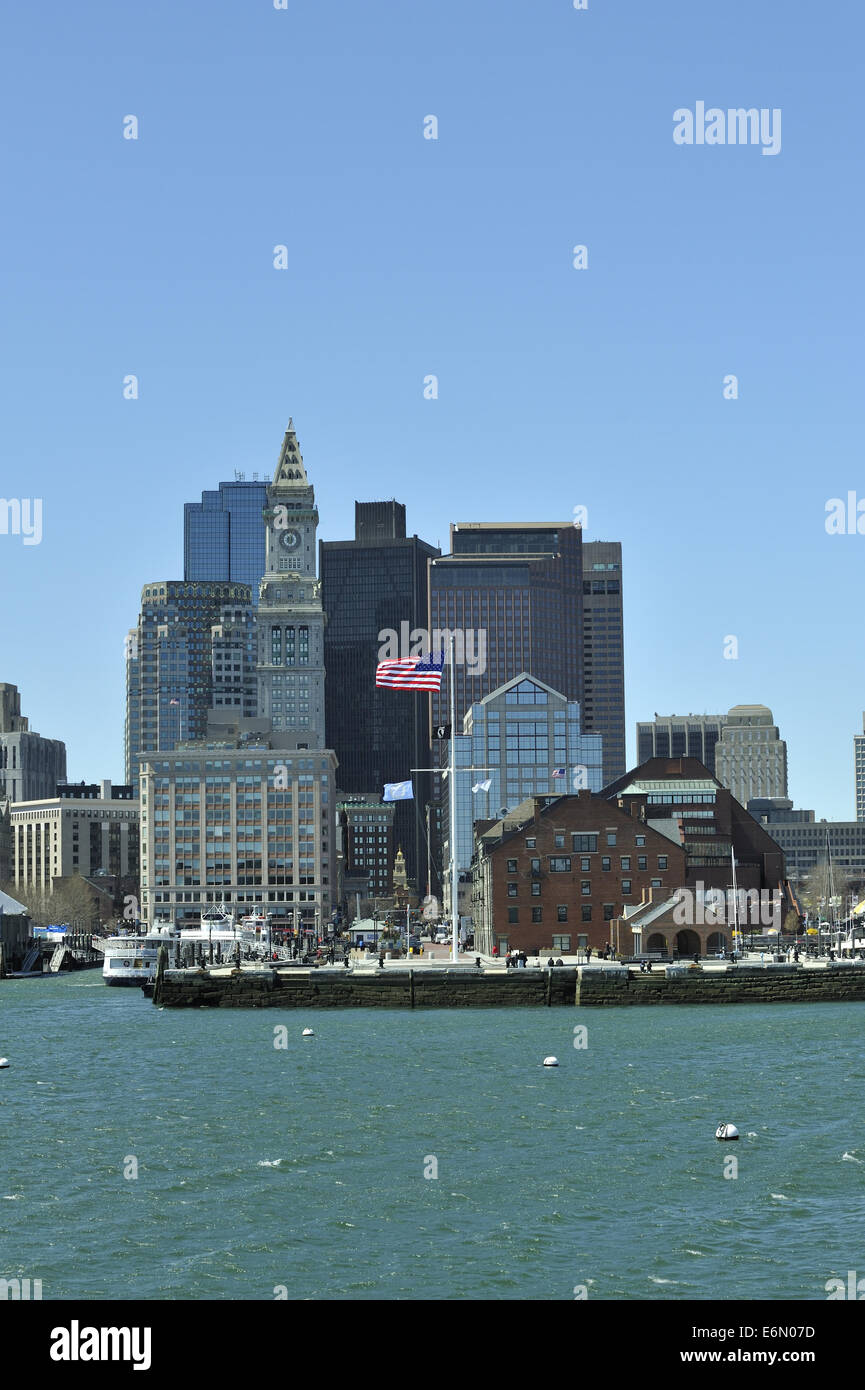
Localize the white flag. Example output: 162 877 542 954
472 779 492 793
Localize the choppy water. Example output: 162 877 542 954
1 975 863 1300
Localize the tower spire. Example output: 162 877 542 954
273 418 308 487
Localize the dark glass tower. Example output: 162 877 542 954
581 539 625 785
184 480 269 599
429 524 625 787
320 503 440 892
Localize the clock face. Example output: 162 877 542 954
280 528 301 551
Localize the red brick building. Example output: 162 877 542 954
471 790 687 956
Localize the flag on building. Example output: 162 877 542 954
169 699 180 706
375 655 445 690
552 767 566 778
383 780 414 801
472 779 492 793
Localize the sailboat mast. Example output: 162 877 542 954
731 846 740 956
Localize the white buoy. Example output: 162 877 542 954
0 1058 9 1069
543 1056 559 1067
715 1123 739 1141
302 1028 315 1038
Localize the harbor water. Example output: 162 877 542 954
1 974 863 1300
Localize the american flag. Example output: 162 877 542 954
552 767 566 778
376 654 444 691
169 699 180 706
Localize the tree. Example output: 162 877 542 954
799 857 852 921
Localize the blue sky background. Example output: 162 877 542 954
1 1 862 817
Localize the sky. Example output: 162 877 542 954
1 1 862 818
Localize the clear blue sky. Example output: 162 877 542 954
1 1 862 818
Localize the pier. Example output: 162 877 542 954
0 933 104 979
150 948 865 1009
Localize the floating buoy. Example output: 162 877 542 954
543 1056 559 1067
302 1028 315 1038
715 1123 739 1141
0 1058 9 1069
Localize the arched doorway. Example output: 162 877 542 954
706 931 727 955
676 928 701 958
646 932 667 955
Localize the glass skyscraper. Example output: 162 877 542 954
184 480 269 598
320 502 440 892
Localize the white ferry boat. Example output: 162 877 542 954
178 904 243 949
102 926 177 986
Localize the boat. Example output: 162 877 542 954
102 924 177 986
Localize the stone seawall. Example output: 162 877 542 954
151 960 865 1009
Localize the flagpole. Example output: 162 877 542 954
449 633 459 964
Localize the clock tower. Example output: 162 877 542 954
257 420 327 745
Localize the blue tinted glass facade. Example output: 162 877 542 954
184 482 268 600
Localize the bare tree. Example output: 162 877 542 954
799 857 852 921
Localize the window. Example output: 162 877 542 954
507 858 517 873
525 837 536 849
552 935 571 952
554 833 565 849
557 905 568 922
531 907 542 923
606 831 617 846
531 882 541 897
530 858 541 873
507 907 519 924
507 883 518 897
581 880 591 895
622 879 632 894
581 906 592 922
572 834 597 853
601 856 611 871
577 933 588 947
580 857 591 872
603 904 615 921
635 835 646 846
638 856 647 871
651 878 662 888
620 856 630 870
549 856 571 872
658 855 668 870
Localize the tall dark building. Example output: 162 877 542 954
184 479 269 599
581 540 625 784
320 503 440 891
428 525 624 787
636 713 726 773
429 523 584 739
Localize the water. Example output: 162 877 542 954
2 975 864 1300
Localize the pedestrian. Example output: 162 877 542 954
586 946 592 962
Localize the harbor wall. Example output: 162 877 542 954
152 961 865 1009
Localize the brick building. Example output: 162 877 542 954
471 790 687 956
601 757 786 895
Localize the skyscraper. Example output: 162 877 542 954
713 705 788 806
139 421 337 930
0 683 67 803
428 523 625 786
256 421 326 745
320 502 440 891
581 539 625 783
184 479 269 597
429 524 584 741
124 580 255 789
636 712 726 772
